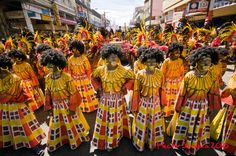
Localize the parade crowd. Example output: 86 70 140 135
0 18 236 156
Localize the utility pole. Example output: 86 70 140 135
149 0 153 26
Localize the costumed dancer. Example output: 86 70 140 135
9 49 44 111
214 71 236 155
4 37 15 53
0 54 45 156
56 37 71 58
172 47 221 155
211 47 229 88
161 42 185 117
40 49 90 152
131 48 166 151
35 44 52 92
133 47 147 74
67 40 98 112
91 44 135 151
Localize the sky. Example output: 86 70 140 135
91 0 144 27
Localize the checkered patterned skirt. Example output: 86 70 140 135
222 106 236 155
163 77 182 117
92 92 131 150
23 79 44 111
172 98 210 155
0 102 45 149
47 98 90 152
132 96 165 151
72 74 98 112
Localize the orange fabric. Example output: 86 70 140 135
44 90 52 111
159 88 167 107
0 74 31 104
13 62 39 87
161 58 184 83
69 91 82 111
67 54 91 79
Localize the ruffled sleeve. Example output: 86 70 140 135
44 89 52 111
26 63 39 87
175 76 187 112
44 76 52 111
67 76 82 111
207 77 221 111
91 66 102 90
0 75 31 104
66 56 73 75
131 74 140 112
159 75 167 107
161 60 167 84
124 69 135 90
83 55 92 79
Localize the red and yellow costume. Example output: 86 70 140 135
161 58 185 117
44 72 90 152
212 72 236 155
172 71 221 155
4 37 15 52
67 54 98 112
12 62 44 111
0 74 45 149
131 69 166 151
91 65 134 150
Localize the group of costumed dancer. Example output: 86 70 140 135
0 18 236 156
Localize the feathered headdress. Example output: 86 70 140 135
195 27 217 42
92 31 104 44
211 36 221 47
77 21 91 41
0 42 4 52
220 22 236 42
166 31 179 43
43 37 53 47
63 33 71 42
134 20 149 46
18 36 33 52
182 23 193 39
187 38 197 50
34 31 42 43
4 37 15 50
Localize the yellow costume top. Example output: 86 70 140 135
0 74 29 103
44 72 81 111
175 71 221 111
134 69 162 97
67 54 91 76
161 58 184 80
92 65 135 93
13 62 39 86
133 59 146 74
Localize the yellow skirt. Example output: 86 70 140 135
72 74 98 112
0 102 45 149
47 98 90 152
22 79 44 111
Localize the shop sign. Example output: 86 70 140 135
6 11 24 19
188 0 209 13
27 11 41 20
41 14 52 21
